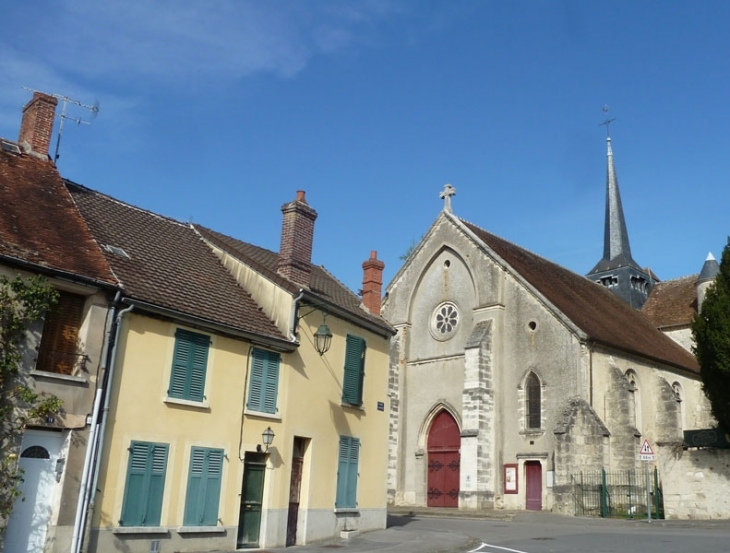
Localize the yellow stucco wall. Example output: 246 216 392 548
94 306 390 535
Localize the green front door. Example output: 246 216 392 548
237 453 266 548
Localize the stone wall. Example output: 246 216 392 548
658 443 730 519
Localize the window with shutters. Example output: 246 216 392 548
168 329 210 402
183 447 224 526
342 335 366 406
120 441 168 526
335 436 360 509
525 371 541 430
247 349 280 415
35 291 86 375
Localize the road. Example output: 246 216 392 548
387 513 730 553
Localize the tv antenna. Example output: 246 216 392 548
22 87 99 162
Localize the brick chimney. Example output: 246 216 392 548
18 92 58 157
278 190 318 286
362 250 385 315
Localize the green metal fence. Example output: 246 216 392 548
572 468 663 519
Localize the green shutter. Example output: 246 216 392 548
169 329 210 401
342 336 366 405
184 447 224 526
335 436 360 508
248 349 280 414
202 449 223 525
121 441 168 526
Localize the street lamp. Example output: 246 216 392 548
261 427 275 452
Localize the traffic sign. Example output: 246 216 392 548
638 439 655 461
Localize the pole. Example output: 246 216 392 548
646 460 651 523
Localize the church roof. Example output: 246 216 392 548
195 226 393 337
0 148 117 285
66 181 290 345
642 275 698 329
460 218 699 373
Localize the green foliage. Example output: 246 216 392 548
0 274 60 524
692 239 730 434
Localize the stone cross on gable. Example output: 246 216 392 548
440 184 456 213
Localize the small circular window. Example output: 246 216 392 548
430 302 459 340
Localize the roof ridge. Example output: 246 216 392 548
458 216 578 274
64 179 193 230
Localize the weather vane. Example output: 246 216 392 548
599 105 616 138
22 86 99 162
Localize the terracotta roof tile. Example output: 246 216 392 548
66 182 287 343
642 275 698 328
461 219 699 373
0 150 116 284
195 226 393 334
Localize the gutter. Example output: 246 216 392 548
122 298 296 353
299 290 395 339
0 253 117 291
70 292 124 553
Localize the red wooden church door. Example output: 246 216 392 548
525 461 542 511
427 410 460 508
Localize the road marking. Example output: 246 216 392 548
470 543 530 553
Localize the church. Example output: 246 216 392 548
382 134 715 514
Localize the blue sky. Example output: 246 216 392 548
1 1 728 295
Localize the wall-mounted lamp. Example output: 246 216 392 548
298 304 333 356
314 319 333 356
261 426 275 452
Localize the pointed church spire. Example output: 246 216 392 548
602 136 636 266
587 112 655 309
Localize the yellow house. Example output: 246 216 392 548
68 184 393 552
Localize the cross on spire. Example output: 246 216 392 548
599 105 616 138
440 184 456 213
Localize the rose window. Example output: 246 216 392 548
430 302 459 340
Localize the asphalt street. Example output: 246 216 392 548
261 510 730 553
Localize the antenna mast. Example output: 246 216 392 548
22 87 99 162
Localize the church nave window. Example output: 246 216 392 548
525 372 542 430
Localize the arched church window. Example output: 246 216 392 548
525 372 541 430
625 369 642 431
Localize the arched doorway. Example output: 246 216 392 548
426 410 460 508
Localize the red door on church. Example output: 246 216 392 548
525 461 542 511
427 411 460 508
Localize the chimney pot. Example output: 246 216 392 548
18 92 58 158
362 250 385 315
296 190 307 203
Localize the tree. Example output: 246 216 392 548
692 238 730 434
0 274 61 525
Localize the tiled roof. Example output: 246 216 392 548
195 226 393 335
0 149 116 284
460 219 699 373
66 182 288 343
642 275 698 329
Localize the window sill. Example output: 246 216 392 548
334 508 359 515
113 526 169 534
164 397 210 410
177 526 225 534
244 408 281 421
341 402 364 411
519 429 545 437
30 370 87 384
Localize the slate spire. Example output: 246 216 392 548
600 137 639 270
587 130 655 309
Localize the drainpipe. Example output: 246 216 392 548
289 289 305 342
71 299 133 553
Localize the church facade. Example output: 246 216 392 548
383 139 714 514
